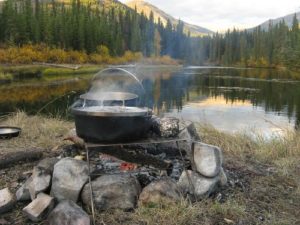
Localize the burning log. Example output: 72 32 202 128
88 145 171 170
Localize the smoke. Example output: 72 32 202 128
75 68 146 108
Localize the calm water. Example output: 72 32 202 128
1 66 300 136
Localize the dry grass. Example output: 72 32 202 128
0 114 299 225
199 124 300 177
0 112 73 155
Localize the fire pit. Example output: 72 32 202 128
71 68 152 143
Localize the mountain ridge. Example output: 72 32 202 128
251 11 300 30
125 0 213 36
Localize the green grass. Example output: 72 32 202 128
0 113 299 225
0 65 103 79
42 65 102 76
0 72 13 80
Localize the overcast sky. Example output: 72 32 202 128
121 0 300 31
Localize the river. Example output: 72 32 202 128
1 66 299 137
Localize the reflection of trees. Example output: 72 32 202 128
143 68 300 128
143 72 188 115
0 80 89 117
190 68 300 128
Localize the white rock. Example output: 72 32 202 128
0 188 16 214
139 178 181 206
193 142 222 177
81 174 141 211
178 170 219 199
51 158 89 202
23 193 54 222
47 200 90 225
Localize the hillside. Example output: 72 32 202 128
253 11 300 30
125 0 213 36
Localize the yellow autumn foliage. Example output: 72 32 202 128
0 44 178 65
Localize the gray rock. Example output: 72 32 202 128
0 188 16 214
193 142 222 177
16 177 33 201
51 158 89 202
47 200 90 225
157 117 180 138
178 121 201 160
17 158 58 201
23 193 54 222
178 128 193 159
81 174 141 211
29 166 52 200
178 170 219 199
37 157 59 174
219 168 228 186
179 121 201 141
139 178 181 206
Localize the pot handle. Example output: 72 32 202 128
92 68 145 93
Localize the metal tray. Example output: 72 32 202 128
0 126 21 139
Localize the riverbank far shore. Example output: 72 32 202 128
0 112 299 225
0 63 183 82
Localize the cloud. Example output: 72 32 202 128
122 0 300 31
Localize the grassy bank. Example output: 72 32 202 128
0 113 299 225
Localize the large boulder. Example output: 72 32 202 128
139 178 181 206
47 200 90 225
51 158 89 202
178 170 219 199
23 193 54 222
0 188 16 214
81 174 141 211
192 142 222 178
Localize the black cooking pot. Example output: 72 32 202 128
71 106 152 143
71 68 152 143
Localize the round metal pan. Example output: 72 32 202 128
0 126 21 139
80 92 138 101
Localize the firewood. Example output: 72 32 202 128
0 150 43 169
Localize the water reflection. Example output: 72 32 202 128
138 68 300 134
0 67 300 134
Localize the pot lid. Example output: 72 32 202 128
71 106 152 117
80 91 138 101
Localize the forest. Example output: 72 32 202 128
0 0 299 68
